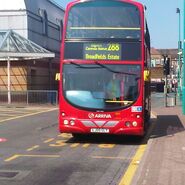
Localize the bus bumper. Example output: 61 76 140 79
59 125 144 136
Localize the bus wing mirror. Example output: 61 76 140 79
55 73 60 81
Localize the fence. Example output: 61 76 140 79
0 90 58 105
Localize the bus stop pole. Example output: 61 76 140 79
176 8 181 98
182 0 185 114
7 57 11 104
164 74 168 107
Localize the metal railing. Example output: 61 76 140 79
0 90 58 105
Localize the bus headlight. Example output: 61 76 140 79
64 120 69 125
132 121 138 127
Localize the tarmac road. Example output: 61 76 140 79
0 107 148 185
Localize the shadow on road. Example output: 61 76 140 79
68 134 144 145
149 115 185 139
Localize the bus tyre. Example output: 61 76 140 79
72 133 83 139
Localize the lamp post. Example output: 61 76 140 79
182 0 185 114
176 8 181 98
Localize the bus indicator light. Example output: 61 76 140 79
125 122 131 127
61 112 66 117
70 120 75 125
136 115 140 118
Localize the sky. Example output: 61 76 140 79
54 0 183 49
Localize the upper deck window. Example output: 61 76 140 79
66 0 141 39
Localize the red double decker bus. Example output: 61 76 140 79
59 0 151 137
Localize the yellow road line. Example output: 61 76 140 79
44 138 55 143
0 113 19 117
151 111 157 118
58 133 72 138
4 154 20 162
5 154 60 162
26 145 40 151
0 109 35 114
82 144 90 148
92 156 126 160
0 108 58 124
119 144 146 185
21 154 61 158
70 143 80 148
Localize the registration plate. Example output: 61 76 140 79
90 128 110 133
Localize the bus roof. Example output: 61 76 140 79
66 0 144 11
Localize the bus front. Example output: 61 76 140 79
59 0 147 136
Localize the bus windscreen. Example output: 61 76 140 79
66 1 141 39
63 64 141 110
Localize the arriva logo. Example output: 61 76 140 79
88 113 112 119
88 113 95 119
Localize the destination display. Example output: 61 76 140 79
83 43 121 60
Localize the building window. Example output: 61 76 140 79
56 19 63 41
39 9 48 36
43 10 48 36
60 20 63 40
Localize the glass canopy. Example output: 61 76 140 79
0 30 55 60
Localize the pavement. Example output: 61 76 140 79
132 94 185 185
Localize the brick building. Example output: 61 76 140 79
0 0 64 91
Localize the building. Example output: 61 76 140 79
151 48 164 81
151 47 178 81
0 0 64 91
158 49 179 77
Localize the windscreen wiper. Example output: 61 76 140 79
69 62 101 69
95 61 137 76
